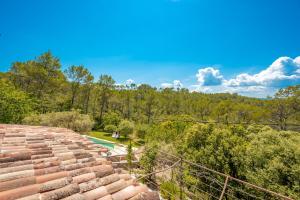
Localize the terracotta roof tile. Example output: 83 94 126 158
129 191 160 200
0 125 159 200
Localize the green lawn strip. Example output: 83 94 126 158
88 131 142 147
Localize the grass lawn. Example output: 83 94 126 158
88 131 144 147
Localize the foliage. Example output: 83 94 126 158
23 110 94 133
118 119 134 138
104 124 117 133
2 52 299 132
9 51 67 113
65 65 93 109
269 85 300 130
140 144 158 184
147 115 194 144
4 52 300 132
245 130 300 199
103 112 121 127
183 124 247 178
96 75 116 125
159 181 181 200
0 80 33 123
134 123 150 139
126 139 133 174
181 124 300 198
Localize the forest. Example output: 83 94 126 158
0 52 300 199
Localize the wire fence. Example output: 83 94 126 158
103 140 295 200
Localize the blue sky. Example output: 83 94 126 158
1 0 300 97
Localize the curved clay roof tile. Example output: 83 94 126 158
0 125 159 200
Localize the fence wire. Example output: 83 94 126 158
104 139 294 200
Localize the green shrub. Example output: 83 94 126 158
23 110 94 133
0 80 33 123
245 130 300 198
104 124 117 133
159 181 181 200
135 123 150 139
118 119 134 138
103 112 121 126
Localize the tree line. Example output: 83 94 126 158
0 51 299 131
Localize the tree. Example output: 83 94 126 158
133 84 158 124
23 109 94 133
245 129 300 199
65 65 92 108
144 89 157 124
213 100 234 124
97 75 115 125
183 124 247 178
124 90 133 119
270 99 291 130
135 123 150 139
0 80 33 123
104 124 117 133
148 115 194 144
195 98 210 121
140 144 158 187
82 74 94 113
103 111 121 127
9 51 67 112
126 139 133 174
270 85 300 130
118 119 134 138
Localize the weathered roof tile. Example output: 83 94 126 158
0 184 40 200
0 176 36 192
0 125 159 200
40 183 80 200
39 177 72 192
83 186 108 200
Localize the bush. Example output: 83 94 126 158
135 124 150 139
104 124 117 133
118 119 134 138
0 80 33 123
245 130 300 198
103 112 121 126
160 181 181 200
23 110 94 133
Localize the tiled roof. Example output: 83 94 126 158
0 125 159 200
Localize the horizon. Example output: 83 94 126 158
1 0 300 97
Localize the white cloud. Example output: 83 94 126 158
225 56 300 87
161 80 183 89
161 83 173 88
190 85 275 98
192 56 300 97
125 79 135 85
196 67 224 86
173 80 183 89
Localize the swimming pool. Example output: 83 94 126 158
87 136 115 150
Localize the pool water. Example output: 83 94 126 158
88 136 115 150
